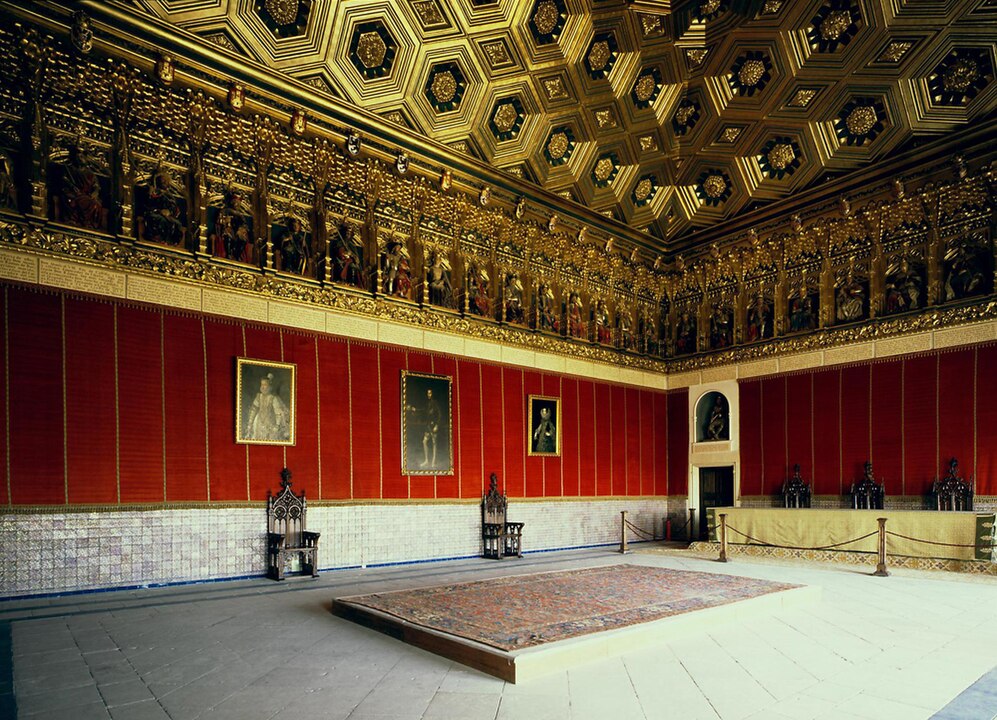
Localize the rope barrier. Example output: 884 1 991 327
623 518 660 541
885 530 995 550
725 524 880 552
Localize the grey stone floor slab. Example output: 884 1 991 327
2 549 997 719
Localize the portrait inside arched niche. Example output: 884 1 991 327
696 391 729 442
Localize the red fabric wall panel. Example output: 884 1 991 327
976 345 997 495
871 360 904 496
163 314 207 502
839 364 871 487
594 383 613 496
738 380 762 496
577 380 596 496
541 374 563 497
666 390 688 496
117 305 165 504
457 359 483 499
0 290 5 504
316 337 350 499
937 349 976 480
523 370 544 497
281 333 319 499
903 354 938 496
610 385 628 495
638 390 654 496
243 325 286 501
379 347 407 499
432 355 459 499
64 298 116 504
203 319 246 501
560 377 580 496
653 392 668 496
8 289 64 504
480 363 505 487
502 367 526 497
812 369 841 495
760 376 787 495
784 374 813 484
625 387 642 495
348 343 381 499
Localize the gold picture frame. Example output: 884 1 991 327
528 395 561 457
235 357 296 446
401 371 453 475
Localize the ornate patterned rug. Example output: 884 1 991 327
335 564 800 651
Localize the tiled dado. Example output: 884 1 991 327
0 498 666 598
0 250 667 392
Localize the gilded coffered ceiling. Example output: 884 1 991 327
130 0 995 241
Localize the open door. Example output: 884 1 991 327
698 466 734 540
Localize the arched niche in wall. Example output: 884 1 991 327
695 390 730 442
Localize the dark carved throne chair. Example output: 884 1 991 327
782 464 812 508
266 468 320 580
481 473 523 559
850 461 885 510
931 458 974 511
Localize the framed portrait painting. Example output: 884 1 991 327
235 358 296 445
401 371 453 475
528 395 560 457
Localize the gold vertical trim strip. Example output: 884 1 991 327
518 369 524 497
160 312 167 503
4 287 10 506
347 341 354 499
592 381 597 495
810 374 815 483
478 362 484 493
663 391 668 498
455 359 462 498
559 375 564 498
575 378 581 497
380 348 385 500
315 338 322 500
280 331 286 471
838 369 843 496
784 376 788 474
500 366 506 485
609 385 614 496
935 353 940 476
868 364 873 463
114 305 121 504
202 317 210 501
61 296 68 505
430 355 435 499
242 325 249 501
759 380 765 495
901 360 906 496
973 348 978 479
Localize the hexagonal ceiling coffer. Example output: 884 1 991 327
672 98 700 136
696 170 732 206
544 125 575 166
349 20 396 79
530 0 567 46
591 152 619 187
809 1 860 54
695 0 727 22
585 32 618 80
632 174 658 206
256 0 312 38
631 66 662 109
489 96 525 141
835 97 886 146
928 49 994 107
729 51 771 97
759 137 801 179
425 61 467 113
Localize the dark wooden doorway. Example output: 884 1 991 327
698 466 734 540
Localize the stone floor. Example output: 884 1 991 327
2 547 997 720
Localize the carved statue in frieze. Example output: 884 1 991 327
329 219 364 288
944 239 990 301
537 283 559 333
566 292 585 338
382 234 412 299
883 257 923 315
136 160 184 246
466 263 491 318
504 272 525 324
709 302 733 349
675 311 697 355
0 152 17 210
594 299 612 345
276 216 311 275
209 182 253 263
745 293 772 342
835 267 867 322
788 286 817 333
427 251 454 308
51 140 107 231
639 309 660 356
618 309 635 351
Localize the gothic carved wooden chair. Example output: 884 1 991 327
266 468 320 580
932 458 974 511
782 464 812 508
850 461 885 510
482 473 523 559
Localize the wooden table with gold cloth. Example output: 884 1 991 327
706 508 995 561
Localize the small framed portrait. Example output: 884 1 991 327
401 371 453 475
528 395 560 457
236 358 296 445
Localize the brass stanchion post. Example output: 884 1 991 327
619 511 629 554
874 517 889 576
718 513 729 563
688 508 696 541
